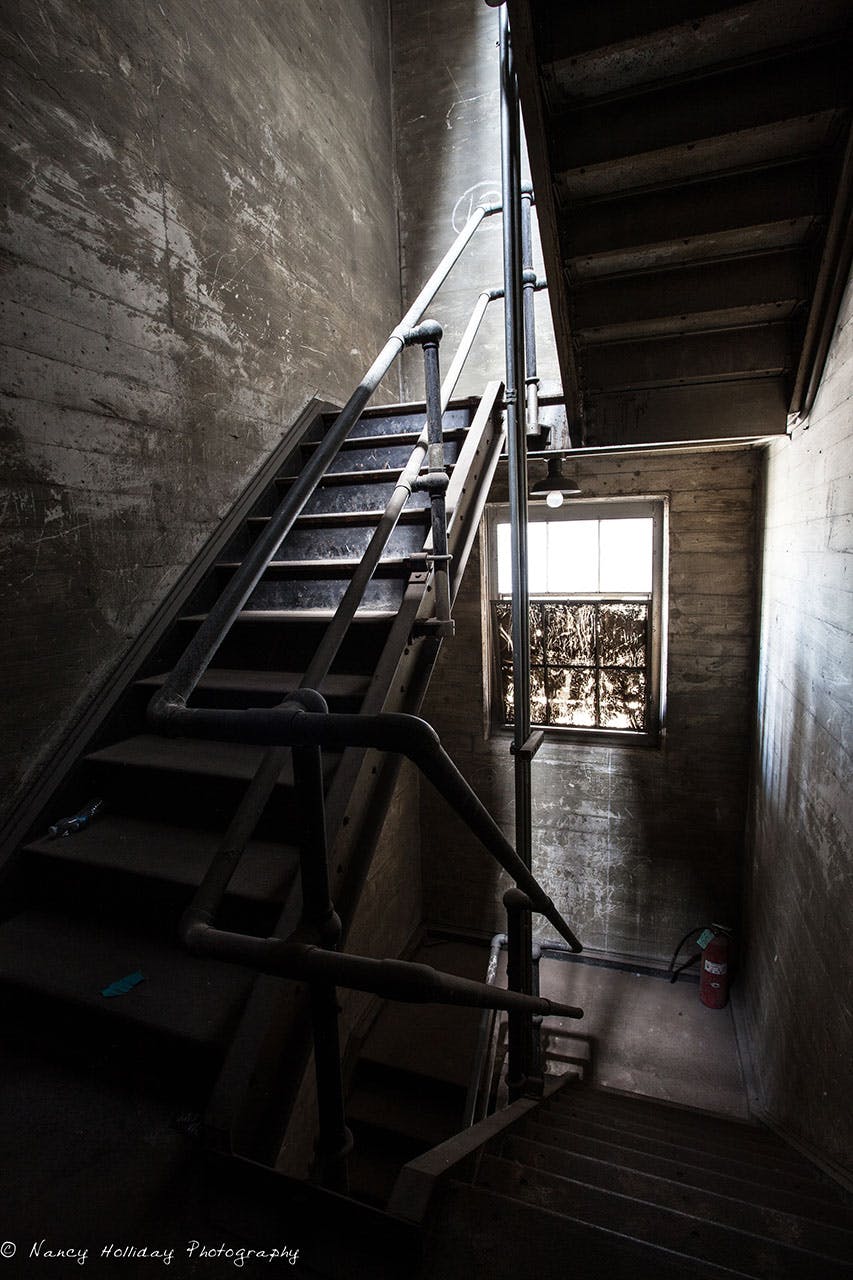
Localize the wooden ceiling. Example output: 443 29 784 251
507 0 853 446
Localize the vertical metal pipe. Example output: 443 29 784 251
421 330 453 632
499 5 532 872
291 736 351 1192
521 187 540 437
504 888 535 1101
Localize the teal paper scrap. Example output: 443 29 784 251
101 970 145 998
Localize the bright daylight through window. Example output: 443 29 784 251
489 500 665 741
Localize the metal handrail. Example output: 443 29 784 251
161 697 581 952
148 201 500 722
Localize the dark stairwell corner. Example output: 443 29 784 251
1 1 852 1278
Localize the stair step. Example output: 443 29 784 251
528 1105 824 1186
516 1119 850 1224
137 669 370 700
0 908 255 1052
549 1085 791 1153
336 425 467 450
86 734 317 785
498 1134 853 1265
248 507 429 528
542 1094 811 1172
348 1065 464 1149
181 608 397 624
83 734 338 836
423 1180 744 1280
22 815 299 906
276 463 457 487
476 1154 849 1280
215 557 415 576
349 405 471 438
324 444 463 473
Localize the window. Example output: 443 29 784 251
486 499 665 744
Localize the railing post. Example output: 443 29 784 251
499 5 533 878
411 319 454 638
503 887 543 1102
521 183 540 438
291 717 352 1193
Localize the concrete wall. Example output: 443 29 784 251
420 447 760 961
741 268 853 1175
390 0 559 401
0 0 401 828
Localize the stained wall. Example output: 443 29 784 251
390 0 559 402
0 0 401 829
419 446 760 962
742 267 853 1174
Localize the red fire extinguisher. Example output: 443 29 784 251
668 924 733 1007
699 928 730 1009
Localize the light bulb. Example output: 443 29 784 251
546 490 564 509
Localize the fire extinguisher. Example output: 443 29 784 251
668 924 733 1008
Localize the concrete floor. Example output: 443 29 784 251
531 953 749 1119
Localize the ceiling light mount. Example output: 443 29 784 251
530 454 581 507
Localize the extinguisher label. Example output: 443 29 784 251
704 960 727 975
697 928 715 950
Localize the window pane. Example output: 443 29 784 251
528 523 548 594
496 522 549 594
543 602 596 665
546 667 596 727
600 669 646 730
494 601 512 669
496 523 511 595
502 666 547 727
546 520 599 593
599 602 647 667
599 518 653 592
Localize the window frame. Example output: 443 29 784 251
483 496 667 747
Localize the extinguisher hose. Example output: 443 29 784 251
668 926 706 984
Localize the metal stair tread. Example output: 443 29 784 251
214 556 413 573
137 669 370 698
424 1179 751 1280
180 608 397 624
0 908 256 1048
544 1092 813 1169
247 508 429 527
515 1117 847 1214
498 1132 853 1264
475 1153 847 1280
275 464 457 486
22 815 299 904
533 1102 824 1181
85 733 335 784
337 426 467 450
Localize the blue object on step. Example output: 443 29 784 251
101 970 145 998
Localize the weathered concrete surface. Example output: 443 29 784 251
742 266 853 1175
0 0 401 828
419 446 760 962
389 0 559 401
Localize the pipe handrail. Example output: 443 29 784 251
147 202 500 722
157 696 582 952
179 924 582 1020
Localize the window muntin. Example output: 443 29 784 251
488 499 665 742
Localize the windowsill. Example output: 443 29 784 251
490 724 662 750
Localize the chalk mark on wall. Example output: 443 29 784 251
452 181 501 234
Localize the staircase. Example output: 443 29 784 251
0 390 504 1167
414 1080 853 1280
